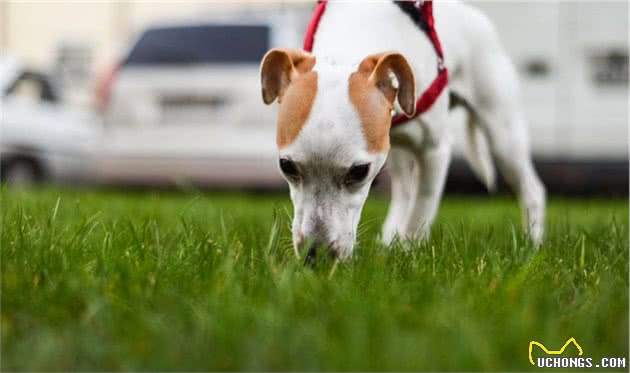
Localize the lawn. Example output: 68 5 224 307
1 187 628 371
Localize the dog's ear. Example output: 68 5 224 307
260 49 316 105
357 52 416 117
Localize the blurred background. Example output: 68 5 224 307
1 1 627 195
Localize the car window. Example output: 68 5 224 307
124 25 270 65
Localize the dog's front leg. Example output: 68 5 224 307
398 96 452 242
381 147 418 245
385 111 451 243
404 136 451 241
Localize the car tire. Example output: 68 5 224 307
2 158 44 187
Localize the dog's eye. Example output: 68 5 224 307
279 158 299 179
345 163 370 185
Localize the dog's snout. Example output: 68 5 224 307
301 239 335 266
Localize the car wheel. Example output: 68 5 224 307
2 159 43 187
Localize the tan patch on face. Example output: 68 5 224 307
348 71 392 153
277 71 318 149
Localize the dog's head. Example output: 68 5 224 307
260 48 415 259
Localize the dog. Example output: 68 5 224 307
259 1 546 259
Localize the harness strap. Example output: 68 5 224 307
303 1 327 52
303 0 448 128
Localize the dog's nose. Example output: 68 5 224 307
301 239 330 266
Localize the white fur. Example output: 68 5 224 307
282 0 546 258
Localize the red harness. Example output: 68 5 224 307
303 0 448 128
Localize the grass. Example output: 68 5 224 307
1 187 628 371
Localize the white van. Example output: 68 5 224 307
450 1 628 193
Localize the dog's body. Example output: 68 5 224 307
260 1 546 259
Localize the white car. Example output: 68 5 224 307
95 14 307 187
0 56 99 185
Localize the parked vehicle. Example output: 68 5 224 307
449 1 628 194
0 56 98 186
95 14 306 187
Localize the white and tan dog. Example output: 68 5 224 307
260 1 546 259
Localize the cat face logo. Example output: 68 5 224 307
528 337 584 366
